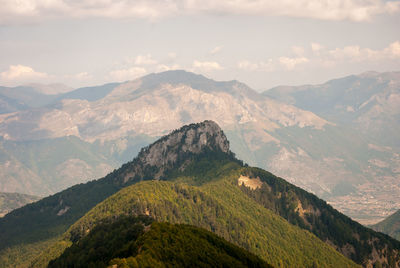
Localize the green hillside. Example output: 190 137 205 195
372 210 400 240
47 215 270 268
35 160 358 268
238 166 400 266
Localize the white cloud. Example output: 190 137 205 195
237 60 275 72
237 56 308 72
156 64 180 72
291 46 305 56
0 64 48 82
192 60 223 72
279 56 309 70
72 72 92 80
167 52 177 60
311 43 324 52
1 0 399 24
134 54 157 65
210 46 223 55
385 41 400 57
108 66 147 81
319 41 400 64
237 60 260 71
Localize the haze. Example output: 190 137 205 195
0 0 399 90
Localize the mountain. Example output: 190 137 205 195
45 215 271 268
0 120 239 267
263 71 400 147
1 121 399 267
0 192 41 217
371 210 400 241
0 86 59 114
1 70 397 223
263 71 400 224
54 82 120 102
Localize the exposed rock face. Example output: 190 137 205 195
108 120 232 185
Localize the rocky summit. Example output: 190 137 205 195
113 120 232 184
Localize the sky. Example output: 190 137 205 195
0 0 400 91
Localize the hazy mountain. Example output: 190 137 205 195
54 82 120 102
0 86 58 113
371 209 400 241
0 192 41 217
264 71 400 224
0 83 118 114
0 70 398 223
25 84 73 95
264 71 400 147
0 121 397 267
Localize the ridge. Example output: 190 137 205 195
107 120 234 185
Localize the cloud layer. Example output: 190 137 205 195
0 64 48 81
2 41 399 87
237 41 400 72
1 0 399 24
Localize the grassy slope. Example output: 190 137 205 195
238 166 400 266
0 178 121 268
36 163 358 268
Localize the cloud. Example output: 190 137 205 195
0 0 178 24
237 40 400 73
316 41 400 65
71 72 92 80
237 60 260 71
134 54 157 65
108 66 147 81
279 56 309 70
0 64 48 82
311 43 324 52
167 52 177 60
384 41 400 57
237 56 308 72
1 0 399 24
210 46 223 55
192 60 223 72
156 64 180 72
237 60 275 72
190 0 400 21
291 46 305 56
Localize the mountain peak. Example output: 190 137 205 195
112 120 232 184
138 70 255 96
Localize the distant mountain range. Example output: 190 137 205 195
0 70 399 224
0 192 40 217
371 209 400 241
3 121 397 267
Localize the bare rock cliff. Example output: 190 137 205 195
107 120 232 185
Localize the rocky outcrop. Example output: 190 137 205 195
107 120 233 185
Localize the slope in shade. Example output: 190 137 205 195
372 209 400 241
48 215 270 268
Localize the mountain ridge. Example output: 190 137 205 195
0 70 399 224
1 120 399 267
